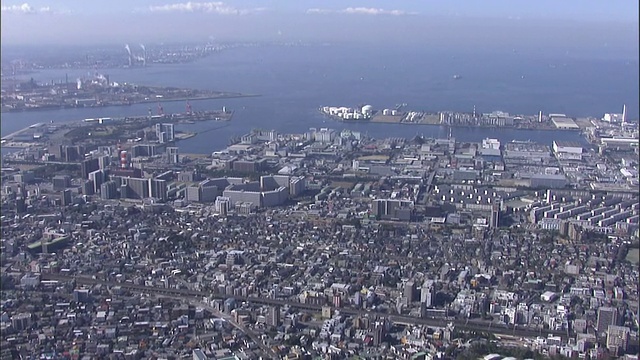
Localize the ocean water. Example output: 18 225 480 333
1 43 638 154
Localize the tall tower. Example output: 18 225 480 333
621 104 627 128
490 203 500 229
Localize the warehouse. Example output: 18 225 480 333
552 141 583 160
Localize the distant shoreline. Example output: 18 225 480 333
0 94 261 114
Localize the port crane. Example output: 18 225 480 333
186 101 193 115
157 103 164 116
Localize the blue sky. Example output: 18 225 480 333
1 1 638 45
1 0 637 20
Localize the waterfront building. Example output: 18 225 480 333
156 123 175 143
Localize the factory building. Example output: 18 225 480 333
552 141 583 160
551 116 580 130
600 137 639 150
530 174 568 189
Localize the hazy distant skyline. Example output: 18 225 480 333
1 0 638 52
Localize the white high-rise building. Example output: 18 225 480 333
156 123 175 143
421 280 435 307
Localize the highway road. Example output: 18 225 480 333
40 273 568 341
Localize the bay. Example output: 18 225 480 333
1 43 637 155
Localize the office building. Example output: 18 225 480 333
81 180 94 195
192 349 208 360
81 158 100 179
372 199 414 221
16 197 27 213
404 281 415 303
421 280 435 307
11 313 32 332
490 203 500 228
131 144 157 157
607 325 630 356
597 307 619 337
166 147 179 164
98 154 111 169
88 170 107 194
186 179 219 203
215 196 230 216
178 171 198 182
121 177 150 199
13 171 35 184
101 181 118 200
61 189 73 206
52 175 71 191
149 178 168 201
267 306 280 327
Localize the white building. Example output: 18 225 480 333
603 113 623 123
482 138 501 150
552 141 583 160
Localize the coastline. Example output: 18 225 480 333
0 94 260 114
326 118 582 132
318 108 583 132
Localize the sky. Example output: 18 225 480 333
1 0 638 51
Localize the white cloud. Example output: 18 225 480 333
307 7 415 16
149 2 264 15
1 3 53 14
306 8 332 15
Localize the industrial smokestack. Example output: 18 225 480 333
124 44 132 67
622 104 627 127
120 150 128 169
539 110 543 123
140 44 146 67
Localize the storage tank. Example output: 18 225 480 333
361 105 373 117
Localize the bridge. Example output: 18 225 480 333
41 273 568 341
1 159 78 166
